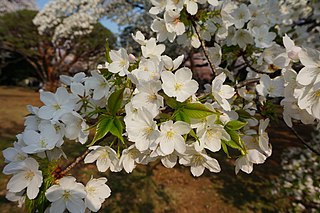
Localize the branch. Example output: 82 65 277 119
290 126 320 156
235 78 260 88
191 21 216 77
59 149 90 177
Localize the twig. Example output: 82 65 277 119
242 55 271 74
191 21 216 77
60 149 90 176
235 78 260 88
290 126 320 156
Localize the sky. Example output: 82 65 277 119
35 0 120 34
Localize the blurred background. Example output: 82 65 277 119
0 0 319 212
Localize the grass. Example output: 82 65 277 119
0 86 300 212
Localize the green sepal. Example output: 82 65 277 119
108 87 125 115
225 120 247 131
88 115 114 146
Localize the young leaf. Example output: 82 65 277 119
88 116 114 146
163 94 178 109
108 88 125 115
105 38 112 63
183 103 217 119
225 120 247 131
174 110 190 123
221 143 231 158
225 129 245 151
109 117 124 143
236 109 252 119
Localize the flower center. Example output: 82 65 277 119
175 83 183 91
53 104 61 110
63 190 71 200
25 171 35 180
39 139 48 148
166 130 174 139
191 154 205 166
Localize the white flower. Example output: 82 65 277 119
125 108 160 152
149 0 167 15
38 87 78 121
131 80 164 117
6 191 26 208
258 118 271 157
108 48 130 76
208 44 222 66
131 58 163 82
252 25 276 48
256 74 284 97
3 142 28 163
295 84 320 119
84 146 120 172
208 0 219 7
161 67 199 102
131 31 147 45
85 71 110 100
151 19 176 42
60 112 89 144
164 10 185 36
161 55 184 71
235 149 266 174
211 73 235 111
6 158 43 199
45 176 86 213
232 29 254 49
196 115 230 152
179 145 221 177
119 145 147 173
184 0 206 15
154 120 190 155
141 38 165 61
231 4 251 29
22 129 59 154
283 34 301 61
85 177 111 212
296 48 320 86
60 72 87 96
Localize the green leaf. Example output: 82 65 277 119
88 116 114 146
236 109 252 119
224 129 245 151
225 120 247 131
221 143 230 158
182 103 217 119
105 38 112 63
109 117 124 143
174 110 190 123
108 88 125 115
163 94 178 109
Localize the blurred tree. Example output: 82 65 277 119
0 10 116 90
0 0 37 14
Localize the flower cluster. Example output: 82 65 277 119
3 0 320 212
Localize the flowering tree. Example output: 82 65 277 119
3 0 320 212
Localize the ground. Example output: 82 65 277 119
0 86 306 212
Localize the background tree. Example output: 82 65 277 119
0 10 116 90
